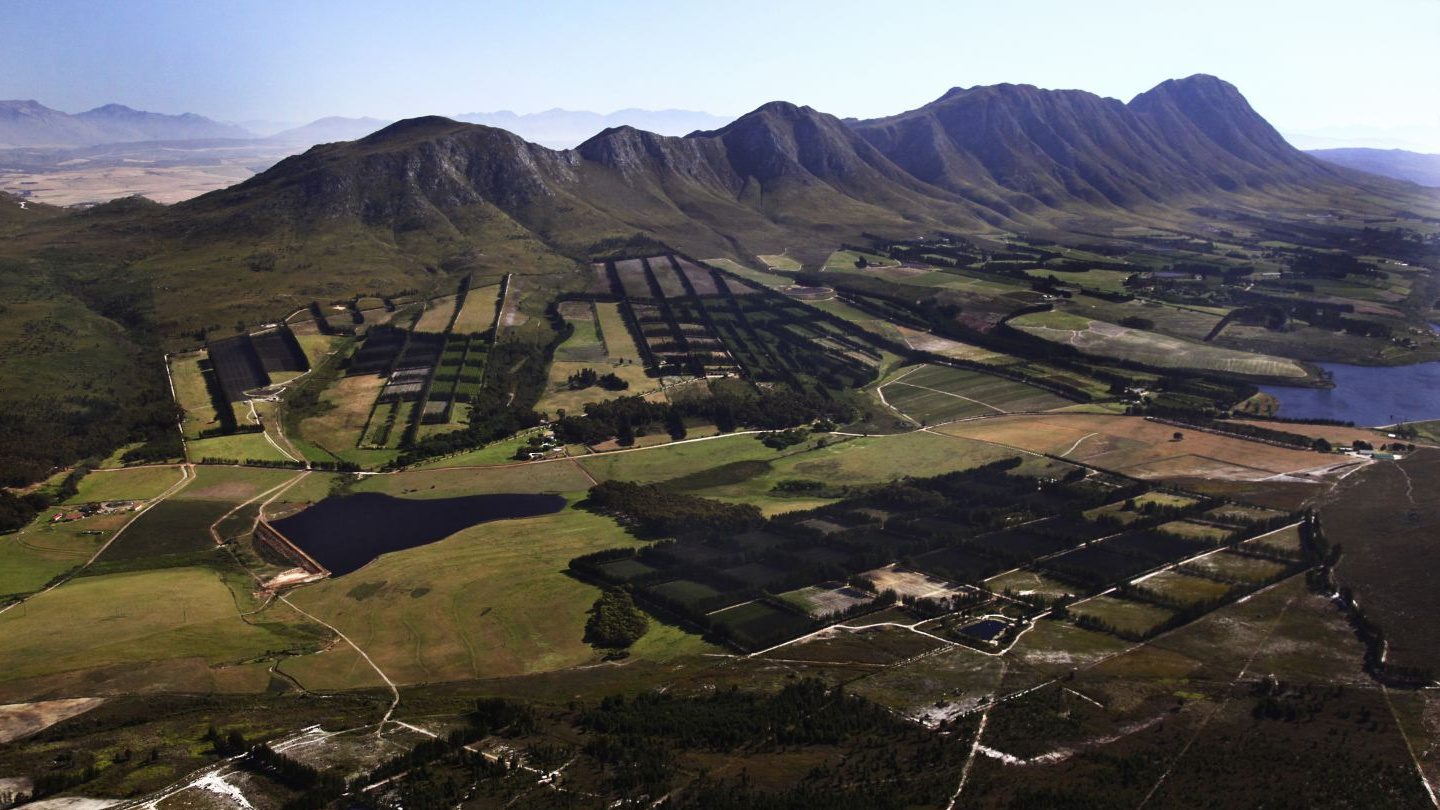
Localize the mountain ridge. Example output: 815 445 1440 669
174 74 1414 264
1308 147 1440 188
0 99 251 147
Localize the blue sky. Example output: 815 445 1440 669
3 0 1438 146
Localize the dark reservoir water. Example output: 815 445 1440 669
1259 361 1440 427
271 492 566 576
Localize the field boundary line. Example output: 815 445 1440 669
1382 684 1440 807
874 365 923 425
947 663 1003 809
890 380 1006 414
1135 593 1300 808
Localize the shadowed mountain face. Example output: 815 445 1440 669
849 75 1344 212
171 75 1416 263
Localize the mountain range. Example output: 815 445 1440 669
0 102 733 151
7 74 1435 341
0 100 252 147
1307 147 1440 188
176 74 1404 262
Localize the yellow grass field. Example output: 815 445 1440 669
413 294 457 333
593 302 644 364
703 258 792 288
891 326 1012 365
355 459 594 498
69 466 186 503
538 360 655 417
1230 420 1392 447
757 253 803 271
452 284 502 333
300 373 388 453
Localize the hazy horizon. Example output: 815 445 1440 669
3 0 1439 150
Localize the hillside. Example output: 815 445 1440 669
848 75 1358 215
1308 147 1440 187
111 75 1424 332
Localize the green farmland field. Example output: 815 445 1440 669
881 364 1070 424
286 504 714 688
0 565 325 701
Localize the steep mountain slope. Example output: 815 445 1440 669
0 100 249 147
175 103 994 264
1308 148 1440 188
15 75 1430 342
849 74 1357 213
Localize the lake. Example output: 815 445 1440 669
271 492 566 575
1260 361 1440 426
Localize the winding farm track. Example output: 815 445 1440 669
241 470 403 735
888 380 1007 414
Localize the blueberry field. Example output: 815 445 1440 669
595 254 894 396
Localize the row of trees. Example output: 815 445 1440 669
552 382 854 447
584 480 764 538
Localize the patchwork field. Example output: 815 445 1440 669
1011 309 1309 378
891 325 1014 364
934 413 1355 481
862 564 968 602
880 363 1070 424
451 283 502 333
779 583 875 618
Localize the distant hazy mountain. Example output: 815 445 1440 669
0 100 251 147
74 104 252 142
453 108 732 148
1307 148 1440 188
234 118 303 138
268 116 394 145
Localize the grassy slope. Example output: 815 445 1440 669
0 565 324 700
285 503 715 688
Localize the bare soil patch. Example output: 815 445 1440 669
0 697 104 743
